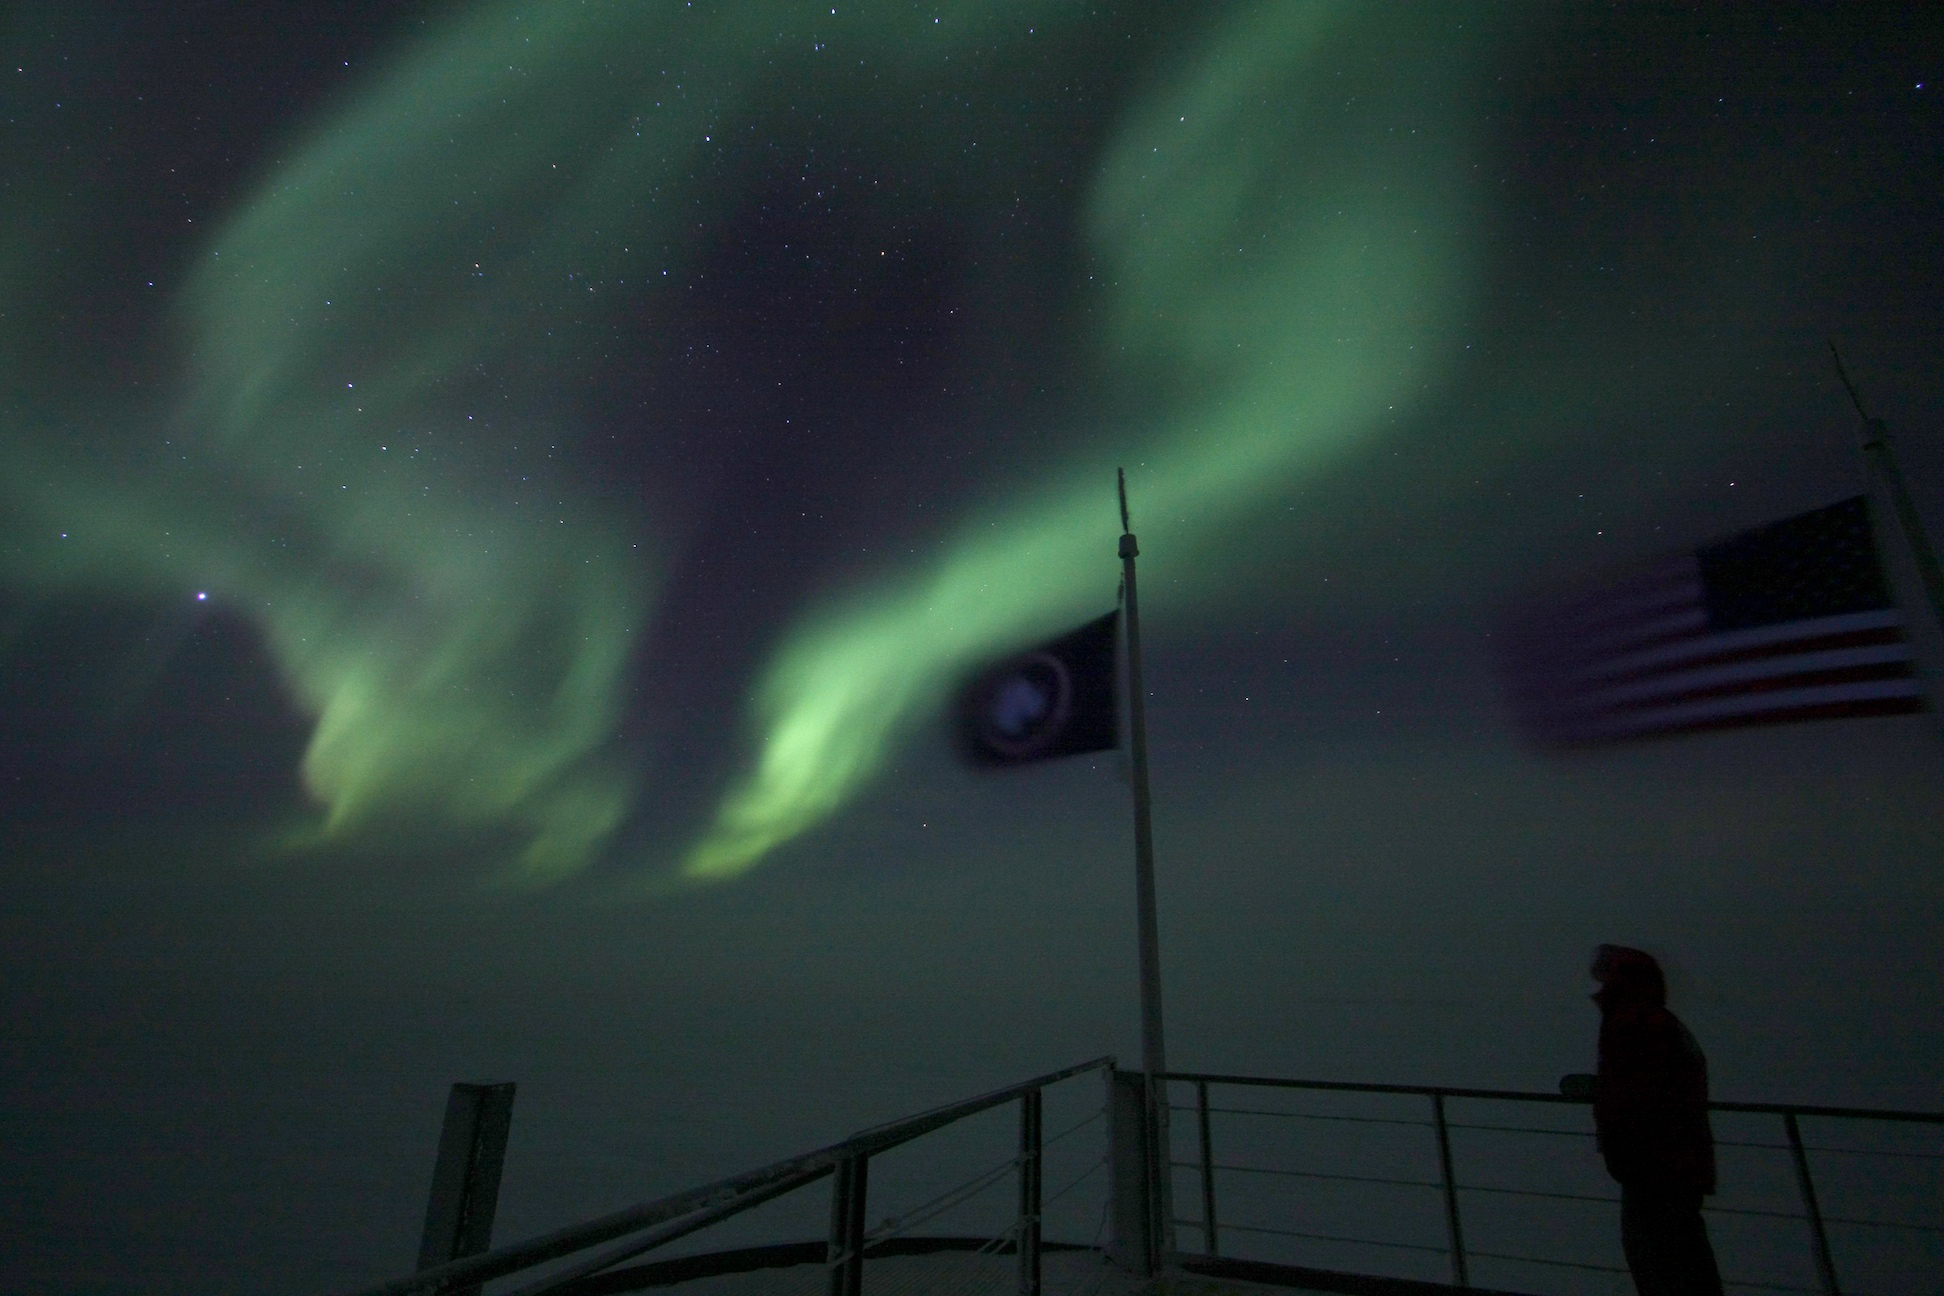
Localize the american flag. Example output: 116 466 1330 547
1502 496 1925 745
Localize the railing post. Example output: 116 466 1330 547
418 1081 517 1296
1431 1093 1469 1288
1017 1088 1043 1296
1144 1073 1174 1273
1784 1111 1841 1296
1107 1067 1155 1276
1196 1080 1219 1257
827 1152 869 1296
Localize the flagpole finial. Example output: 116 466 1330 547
1117 467 1131 536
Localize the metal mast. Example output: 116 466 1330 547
1117 467 1172 1270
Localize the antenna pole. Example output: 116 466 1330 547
1117 468 1172 1271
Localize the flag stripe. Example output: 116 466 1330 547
1544 610 1909 692
1518 579 1709 661
1570 678 1925 741
1557 645 1916 715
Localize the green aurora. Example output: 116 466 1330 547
2 1 1497 882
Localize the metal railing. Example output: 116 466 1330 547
1165 1072 1944 1296
336 1057 1115 1296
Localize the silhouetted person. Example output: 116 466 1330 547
1590 944 1722 1296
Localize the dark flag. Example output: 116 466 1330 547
1502 496 1925 745
958 611 1120 765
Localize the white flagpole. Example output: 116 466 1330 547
1117 467 1174 1270
1830 344 1944 712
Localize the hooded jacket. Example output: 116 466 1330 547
1592 947 1716 1195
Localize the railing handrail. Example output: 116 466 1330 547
337 1055 1115 1296
1163 1071 1944 1125
845 1056 1114 1152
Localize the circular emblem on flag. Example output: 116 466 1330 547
972 651 1074 760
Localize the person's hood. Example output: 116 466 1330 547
1590 943 1666 1008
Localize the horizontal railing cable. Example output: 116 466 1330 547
1205 1117 1944 1157
1203 1219 1452 1255
1191 1166 1944 1235
1699 1136 1943 1154
1463 1180 1937 1234
500 1166 826 1296
1463 1247 1626 1275
1042 1107 1105 1149
857 1153 1022 1255
865 1225 1021 1296
1444 1121 1591 1138
1172 1159 1443 1191
1700 1204 1943 1234
1454 1182 1616 1206
1190 1166 1944 1233
837 1101 1116 1267
1799 1143 1944 1160
1165 1071 1944 1125
1168 1102 1431 1128
1446 1125 1943 1158
847 1096 1113 1261
1200 1225 1854 1292
1819 1214 1944 1233
1252 1116 1944 1155
1043 1154 1108 1210
1166 1073 1594 1105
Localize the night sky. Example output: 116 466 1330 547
3 3 1942 1292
